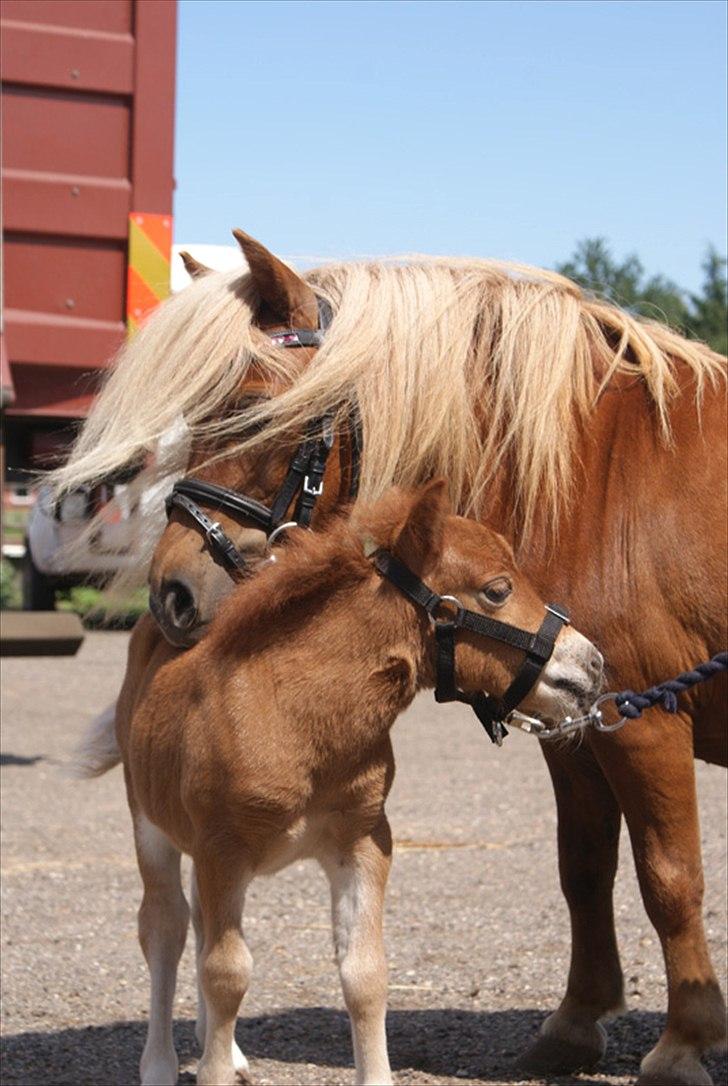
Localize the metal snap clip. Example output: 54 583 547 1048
590 692 629 733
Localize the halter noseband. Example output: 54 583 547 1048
165 299 359 573
372 549 570 744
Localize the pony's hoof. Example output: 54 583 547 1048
638 1041 714 1085
517 1023 606 1075
638 1060 713 1085
637 1072 712 1086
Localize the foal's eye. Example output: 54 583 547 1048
480 577 513 607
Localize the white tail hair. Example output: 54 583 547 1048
69 703 121 778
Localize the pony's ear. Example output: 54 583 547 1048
179 250 212 280
232 228 319 329
362 480 450 574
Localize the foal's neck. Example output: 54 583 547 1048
243 582 426 749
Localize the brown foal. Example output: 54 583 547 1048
111 482 600 1086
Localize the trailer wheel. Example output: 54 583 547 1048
22 551 57 611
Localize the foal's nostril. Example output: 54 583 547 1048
161 579 197 631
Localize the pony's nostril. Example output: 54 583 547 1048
162 579 197 630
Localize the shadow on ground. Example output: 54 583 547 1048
3 1006 726 1085
0 753 44 767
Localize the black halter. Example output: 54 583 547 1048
372 549 570 745
165 300 359 574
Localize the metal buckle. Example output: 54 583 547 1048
303 475 324 496
205 521 223 543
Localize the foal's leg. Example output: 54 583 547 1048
594 712 726 1086
190 864 249 1076
321 817 393 1086
134 812 190 1086
519 743 625 1075
194 852 252 1086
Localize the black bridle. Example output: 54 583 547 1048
372 549 570 744
165 300 361 574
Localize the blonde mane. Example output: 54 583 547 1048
49 255 725 586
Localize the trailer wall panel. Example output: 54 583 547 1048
1 0 176 420
1 1 133 34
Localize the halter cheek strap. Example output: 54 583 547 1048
164 297 361 572
164 481 274 572
372 549 570 744
268 416 336 528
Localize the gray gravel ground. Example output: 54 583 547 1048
1 631 726 1086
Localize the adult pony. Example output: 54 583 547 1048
54 232 727 1085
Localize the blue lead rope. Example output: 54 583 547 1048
614 652 728 719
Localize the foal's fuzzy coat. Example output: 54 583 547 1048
114 483 598 1086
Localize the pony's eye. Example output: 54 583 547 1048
481 577 513 606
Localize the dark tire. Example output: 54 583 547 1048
22 551 57 611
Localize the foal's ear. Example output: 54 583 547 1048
393 479 450 572
360 480 450 572
233 228 319 329
361 479 449 573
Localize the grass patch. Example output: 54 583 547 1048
56 585 149 628
1 559 148 627
0 559 22 609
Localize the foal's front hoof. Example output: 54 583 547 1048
517 1020 607 1076
140 1045 178 1086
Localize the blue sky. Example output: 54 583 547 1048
175 0 727 291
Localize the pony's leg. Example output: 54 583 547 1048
594 713 726 1086
194 852 252 1086
321 817 393 1086
134 812 190 1086
519 744 625 1075
190 863 249 1076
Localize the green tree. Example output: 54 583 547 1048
555 238 727 354
555 237 690 330
687 248 728 356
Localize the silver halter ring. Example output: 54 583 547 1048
428 594 465 626
266 521 299 551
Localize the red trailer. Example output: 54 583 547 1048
1 0 176 599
